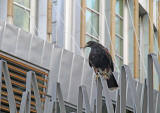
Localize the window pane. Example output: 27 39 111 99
14 0 30 8
86 0 99 11
86 10 99 37
116 0 123 16
116 16 123 36
13 5 30 32
115 36 123 57
85 36 98 57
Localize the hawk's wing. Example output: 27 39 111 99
104 48 114 72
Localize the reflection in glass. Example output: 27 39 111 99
13 5 30 32
86 0 99 11
115 36 123 57
86 10 99 37
115 16 123 37
14 0 30 8
116 0 123 16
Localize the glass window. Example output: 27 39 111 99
13 0 31 32
115 0 123 70
13 5 30 32
116 0 123 16
84 0 100 57
86 10 99 37
86 0 99 11
115 36 123 57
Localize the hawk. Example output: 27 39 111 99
85 41 118 90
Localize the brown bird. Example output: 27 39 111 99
85 41 118 90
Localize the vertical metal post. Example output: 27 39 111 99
43 95 53 113
96 78 102 113
78 86 83 113
100 77 114 113
19 92 29 113
148 54 154 113
115 90 120 113
32 72 43 113
120 66 126 113
56 82 67 113
142 79 147 113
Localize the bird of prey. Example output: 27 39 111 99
85 41 118 90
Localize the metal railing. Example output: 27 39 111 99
1 53 159 113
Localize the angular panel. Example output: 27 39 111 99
136 82 143 103
29 36 44 65
1 24 19 54
58 49 73 100
47 48 63 97
68 55 84 104
81 59 94 102
153 90 158 113
16 29 32 60
41 41 53 68
156 93 160 113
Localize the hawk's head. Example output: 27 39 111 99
85 41 98 48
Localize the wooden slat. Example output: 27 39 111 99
110 0 116 60
9 72 47 88
0 98 37 113
149 0 154 53
0 54 48 76
8 64 47 82
80 0 86 48
2 85 46 98
133 0 139 78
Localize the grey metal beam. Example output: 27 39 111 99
43 95 53 113
141 79 147 113
120 66 126 113
56 82 67 113
100 77 114 113
96 78 102 113
19 92 29 113
124 65 141 113
148 54 154 113
78 85 91 113
32 72 43 113
115 90 120 113
2 60 17 113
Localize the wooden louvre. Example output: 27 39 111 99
0 53 48 113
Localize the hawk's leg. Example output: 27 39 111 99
94 67 99 80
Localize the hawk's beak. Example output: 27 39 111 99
84 43 89 48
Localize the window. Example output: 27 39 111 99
13 0 36 32
84 0 100 57
115 0 123 69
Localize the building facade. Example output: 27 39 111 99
0 0 160 113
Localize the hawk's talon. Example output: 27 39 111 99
95 74 99 80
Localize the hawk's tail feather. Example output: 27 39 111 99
106 73 118 90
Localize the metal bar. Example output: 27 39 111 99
148 54 154 113
0 60 2 108
19 92 28 113
56 82 67 113
32 72 43 113
2 61 17 113
150 53 160 90
142 79 147 113
43 95 53 113
100 77 114 113
78 86 83 113
96 78 102 113
120 66 126 113
26 71 32 113
115 90 120 113
124 65 141 113
81 86 91 113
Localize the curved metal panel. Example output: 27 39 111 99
16 29 32 60
1 24 19 54
59 49 73 100
68 55 84 104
